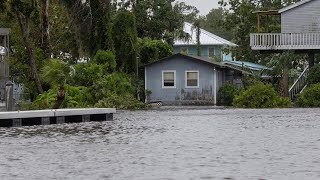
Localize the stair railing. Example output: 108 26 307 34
289 65 309 100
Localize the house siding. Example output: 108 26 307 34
281 0 320 33
145 56 240 105
174 45 221 59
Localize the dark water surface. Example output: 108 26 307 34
1 108 320 180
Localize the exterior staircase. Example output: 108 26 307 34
289 65 309 100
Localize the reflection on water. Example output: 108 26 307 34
1 108 320 180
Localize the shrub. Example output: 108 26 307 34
88 72 134 103
95 93 148 110
30 85 89 110
139 38 173 64
218 82 240 106
41 59 71 87
307 64 320 85
233 82 291 108
70 63 103 86
92 50 116 72
296 84 320 107
30 89 56 109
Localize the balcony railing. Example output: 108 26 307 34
250 33 320 50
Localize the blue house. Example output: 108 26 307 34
144 53 248 105
174 22 236 61
174 22 270 71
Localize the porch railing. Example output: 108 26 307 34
289 65 309 100
250 33 320 50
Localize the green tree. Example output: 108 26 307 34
120 0 196 45
69 63 103 87
1 0 44 93
50 0 80 62
307 64 320 85
89 0 114 55
92 50 116 72
139 38 173 65
40 0 50 58
112 9 138 73
200 8 232 40
41 59 71 108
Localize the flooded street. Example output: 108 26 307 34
1 108 320 180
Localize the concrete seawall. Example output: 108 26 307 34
0 108 116 127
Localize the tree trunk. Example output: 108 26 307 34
52 86 65 109
308 53 315 68
41 0 51 58
16 12 44 93
282 66 289 97
196 26 201 56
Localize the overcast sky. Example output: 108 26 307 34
179 0 220 15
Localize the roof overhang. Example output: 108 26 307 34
145 53 251 75
279 0 313 13
174 43 237 47
254 10 280 15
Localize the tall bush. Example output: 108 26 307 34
233 82 291 108
218 82 239 106
296 84 320 107
307 64 320 85
92 50 116 72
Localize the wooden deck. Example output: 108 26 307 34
250 33 320 50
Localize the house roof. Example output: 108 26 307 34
222 61 272 71
174 22 237 47
279 0 315 13
145 53 250 75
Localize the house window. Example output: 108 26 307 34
208 47 215 58
162 71 176 88
185 71 199 88
180 47 188 54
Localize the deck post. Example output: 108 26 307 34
41 117 50 125
5 81 13 111
283 66 289 97
308 53 315 68
213 67 217 105
82 114 90 122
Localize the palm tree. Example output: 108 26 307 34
192 19 201 56
41 59 70 109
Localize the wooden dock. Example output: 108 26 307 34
0 108 116 127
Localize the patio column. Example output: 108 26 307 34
308 53 315 68
213 67 217 105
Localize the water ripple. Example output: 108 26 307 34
1 108 320 180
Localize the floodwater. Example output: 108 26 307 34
1 108 320 180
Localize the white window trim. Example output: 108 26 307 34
185 70 199 88
162 70 176 89
180 47 188 54
208 47 216 57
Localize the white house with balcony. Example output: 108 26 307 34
250 0 320 99
251 0 320 54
